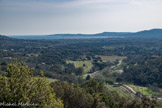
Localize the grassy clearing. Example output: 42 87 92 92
82 74 87 79
102 46 124 50
128 84 162 97
128 84 154 96
97 55 126 62
27 53 40 57
66 60 93 73
47 78 58 83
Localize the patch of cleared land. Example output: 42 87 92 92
99 56 126 62
66 60 93 72
102 46 124 50
27 53 41 57
47 78 58 83
128 84 162 97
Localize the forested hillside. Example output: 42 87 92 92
0 34 162 107
0 60 158 107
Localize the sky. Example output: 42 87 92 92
0 0 162 35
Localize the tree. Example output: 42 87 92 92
116 78 122 83
64 63 75 74
81 79 105 94
126 96 157 108
86 75 91 80
0 60 63 108
75 67 84 76
51 81 94 108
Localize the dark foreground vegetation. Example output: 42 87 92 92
0 34 162 107
0 60 157 108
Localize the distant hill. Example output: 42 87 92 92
129 29 162 37
48 29 162 37
48 32 131 37
0 34 17 42
48 34 90 37
7 28 162 39
0 35 13 40
94 32 131 36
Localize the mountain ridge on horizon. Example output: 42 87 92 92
2 28 162 39
47 28 162 37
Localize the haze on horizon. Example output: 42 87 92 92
0 0 162 35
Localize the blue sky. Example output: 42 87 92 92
0 0 162 35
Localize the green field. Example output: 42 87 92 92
102 46 124 50
97 55 126 62
27 53 40 57
66 60 93 72
47 78 58 83
128 84 155 96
